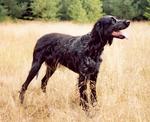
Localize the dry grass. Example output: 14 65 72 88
0 21 150 122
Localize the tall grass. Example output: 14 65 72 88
0 21 150 122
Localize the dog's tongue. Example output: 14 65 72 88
112 31 128 39
112 31 122 36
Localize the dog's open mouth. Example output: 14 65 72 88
112 30 126 39
112 20 130 39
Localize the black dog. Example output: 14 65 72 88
19 16 130 110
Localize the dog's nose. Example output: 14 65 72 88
124 20 130 26
126 20 130 25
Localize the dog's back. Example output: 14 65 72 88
34 33 74 53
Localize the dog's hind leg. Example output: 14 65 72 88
41 66 56 93
19 54 44 104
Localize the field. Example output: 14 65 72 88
0 21 150 122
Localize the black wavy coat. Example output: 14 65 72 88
19 16 130 110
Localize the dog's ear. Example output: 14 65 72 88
108 38 113 45
91 20 103 41
95 21 103 34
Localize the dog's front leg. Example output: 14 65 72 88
89 74 98 106
78 75 89 110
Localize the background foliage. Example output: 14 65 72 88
103 0 149 20
144 0 150 19
0 0 149 22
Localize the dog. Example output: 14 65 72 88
19 16 130 110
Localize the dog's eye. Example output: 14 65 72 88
111 17 116 24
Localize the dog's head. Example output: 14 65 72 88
92 16 130 45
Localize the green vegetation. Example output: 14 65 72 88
0 0 27 19
31 0 59 20
58 0 87 22
0 0 149 22
0 3 7 21
81 0 103 22
103 0 149 20
144 0 150 19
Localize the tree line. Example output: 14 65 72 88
0 0 149 22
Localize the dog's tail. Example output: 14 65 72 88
31 51 44 80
